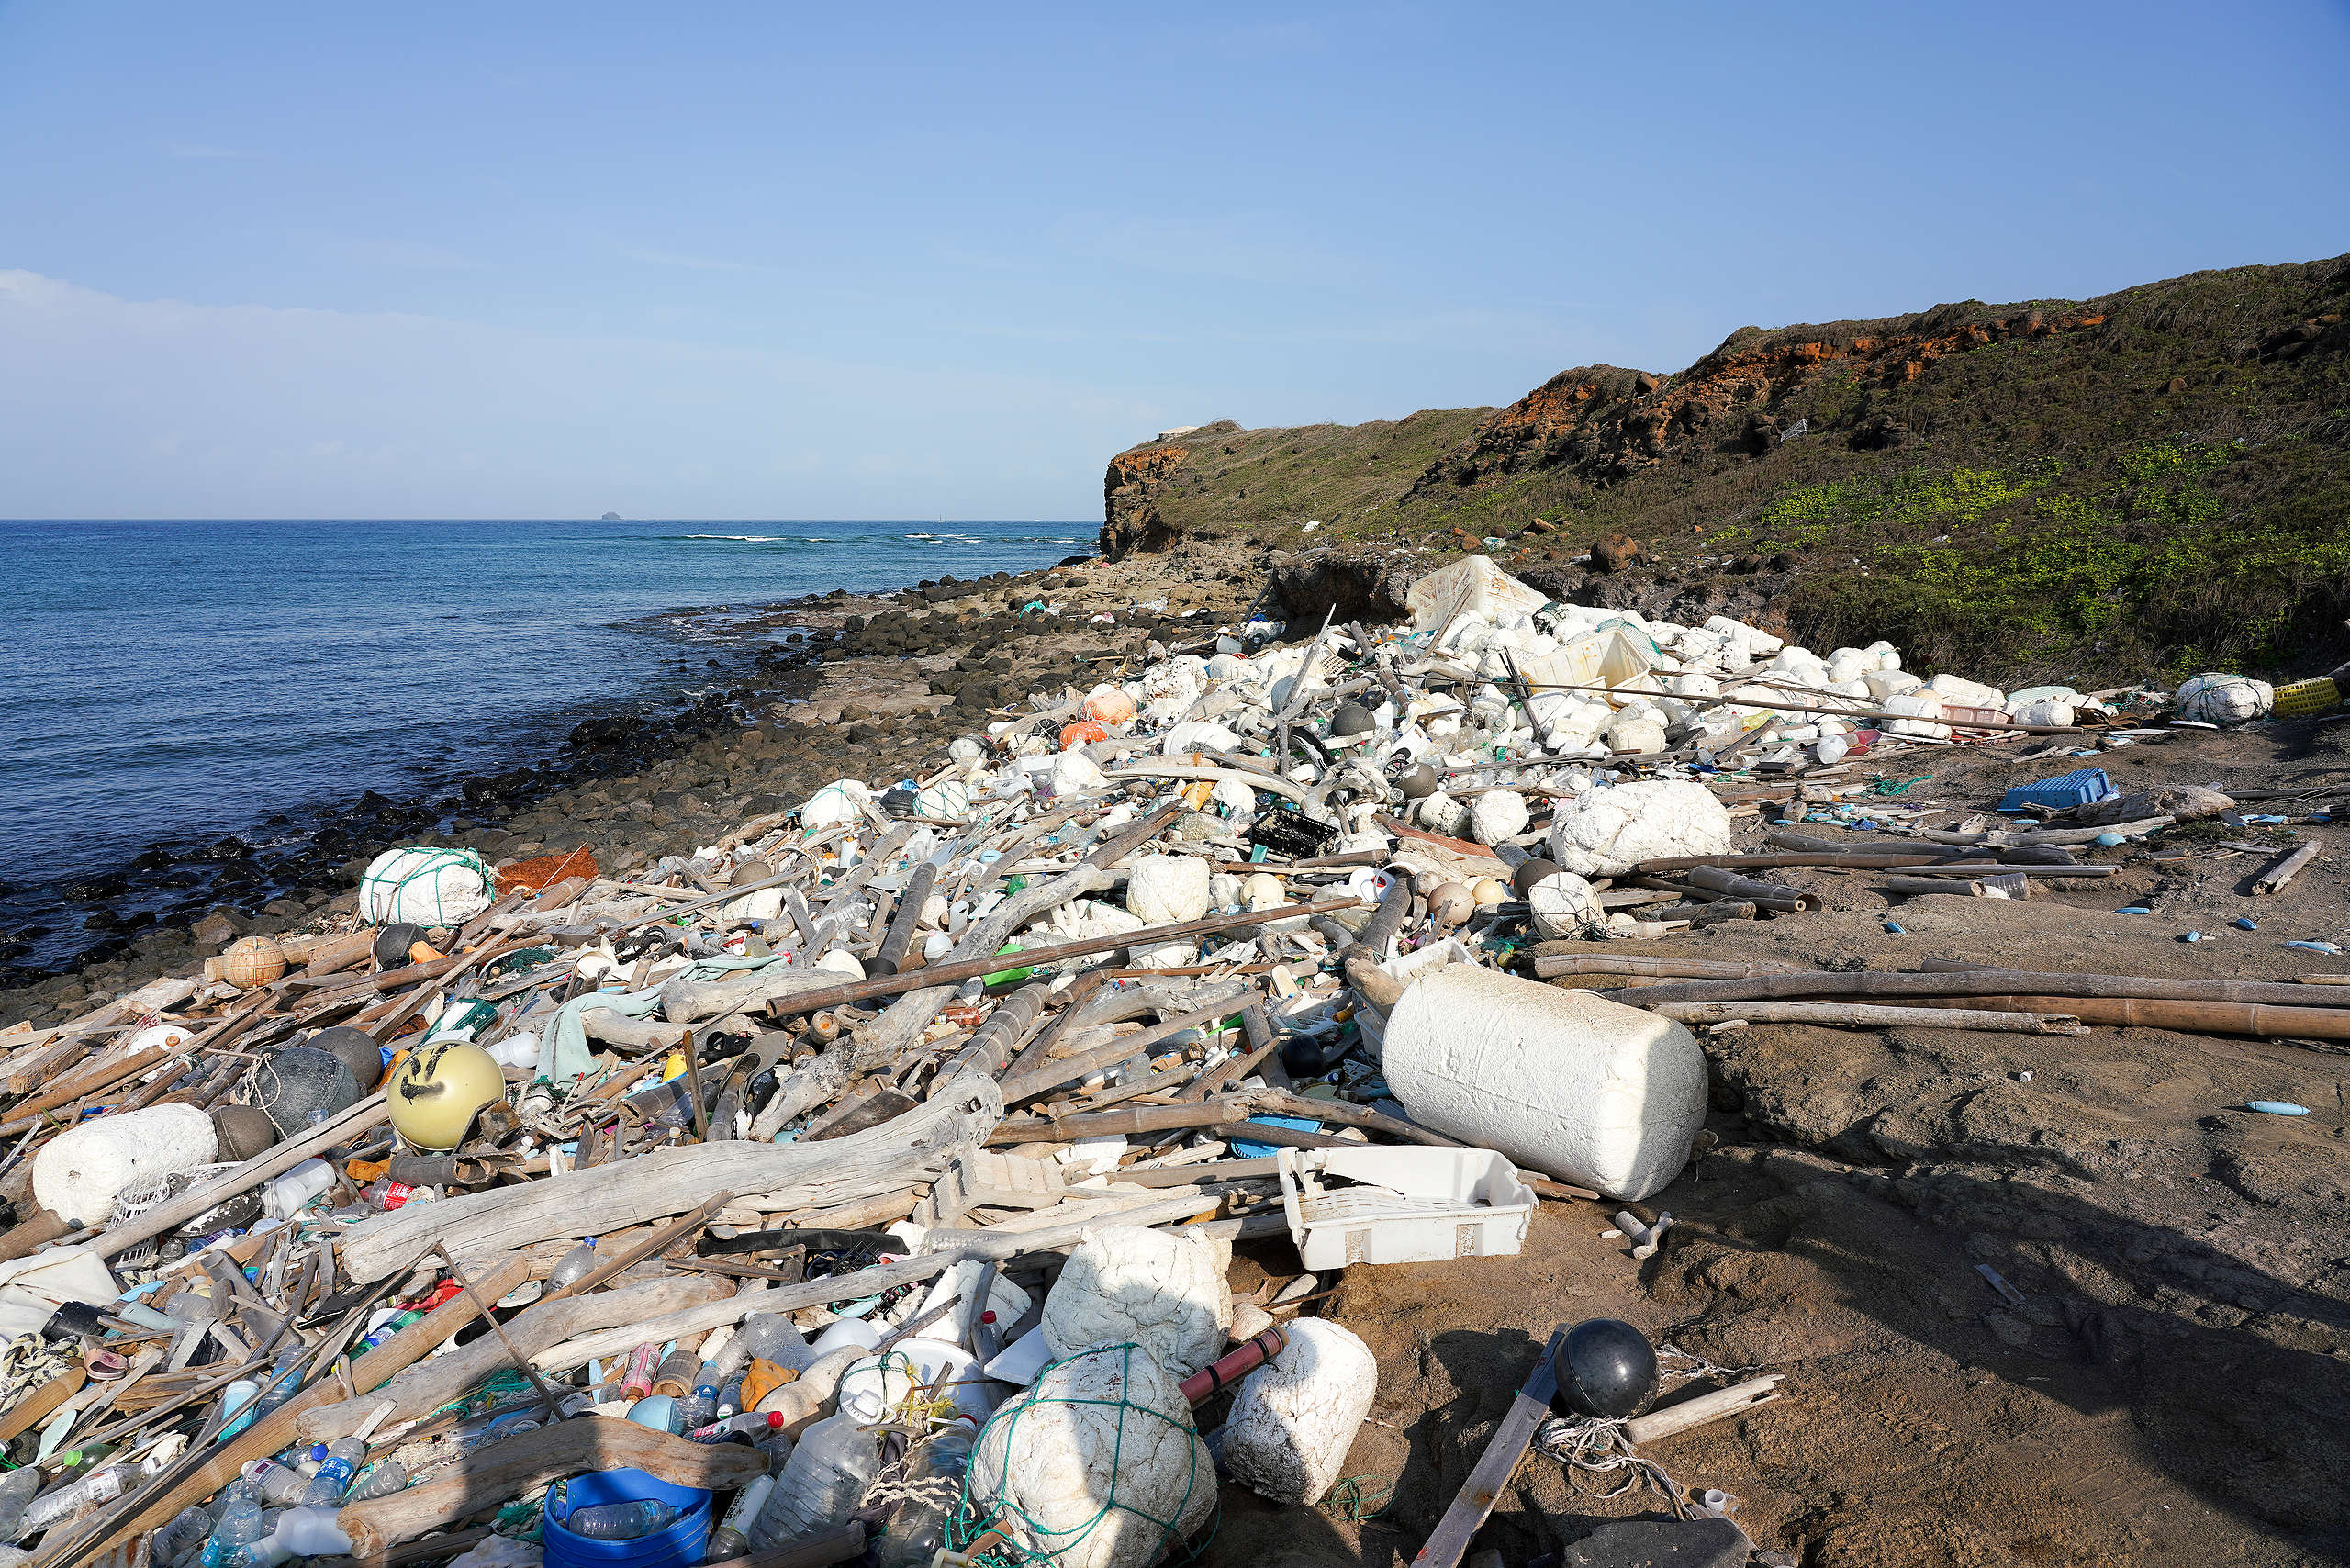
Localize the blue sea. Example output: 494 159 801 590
0 519 1090 894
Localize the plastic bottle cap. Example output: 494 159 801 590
979 1311 996 1324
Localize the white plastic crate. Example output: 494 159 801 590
1277 1144 1536 1268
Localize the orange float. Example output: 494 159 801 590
1083 689 1137 725
1059 720 1109 750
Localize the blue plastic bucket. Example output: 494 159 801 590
541 1468 712 1568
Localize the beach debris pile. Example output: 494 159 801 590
0 554 2324 1568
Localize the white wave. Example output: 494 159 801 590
681 533 783 542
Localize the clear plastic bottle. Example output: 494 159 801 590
715 1313 809 1377
877 1418 977 1568
556 1498 681 1540
687 1409 786 1445
200 1488 266 1568
295 1438 365 1506
345 1459 408 1501
703 1475 774 1562
0 1462 40 1540
715 1371 746 1420
674 1362 721 1432
19 1464 129 1536
225 1347 308 1439
153 1504 215 1568
547 1237 599 1291
652 1349 700 1398
749 1411 879 1548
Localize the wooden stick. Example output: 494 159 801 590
1906 993 2350 1039
2253 841 2321 894
1603 968 2350 1011
1623 1373 1785 1446
1412 1325 1569 1568
1531 956 1814 980
1651 1001 2087 1034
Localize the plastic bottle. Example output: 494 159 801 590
345 1459 408 1501
200 1488 266 1568
716 1313 810 1377
749 1410 880 1547
620 1343 661 1400
674 1362 721 1432
652 1349 700 1398
556 1498 681 1540
547 1237 599 1291
363 1179 419 1212
19 1464 129 1535
241 1457 308 1506
704 1475 775 1562
153 1505 215 1567
715 1371 746 1421
296 1437 366 1506
260 1158 334 1222
686 1409 786 1444
877 1418 978 1568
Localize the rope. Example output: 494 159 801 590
1315 1474 1393 1522
1531 1343 1758 1521
948 1342 1215 1568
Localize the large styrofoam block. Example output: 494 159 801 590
1528 872 1603 939
34 1103 218 1227
2176 672 2273 724
1382 967 1707 1201
1468 790 1528 845
1043 1225 1230 1378
1546 780 1731 878
357 847 494 926
966 1344 1216 1568
1221 1319 1379 1506
1125 855 1211 925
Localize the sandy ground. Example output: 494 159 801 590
1199 722 2350 1568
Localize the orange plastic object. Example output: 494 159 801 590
496 846 599 895
1083 689 1137 725
1059 721 1109 750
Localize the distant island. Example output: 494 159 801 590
600 511 621 521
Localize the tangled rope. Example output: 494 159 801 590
1531 1343 1758 1521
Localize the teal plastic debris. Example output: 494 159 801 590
2180 931 2207 943
2247 1102 2311 1116
2286 940 2343 954
2234 917 2259 931
1999 768 2116 812
1883 921 1907 935
2094 833 2126 847
2115 905 2152 915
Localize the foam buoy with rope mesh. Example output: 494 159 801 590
221 936 286 989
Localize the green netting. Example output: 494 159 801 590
948 1342 1216 1568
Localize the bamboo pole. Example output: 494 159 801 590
1651 1001 2087 1034
1604 968 2350 1011
1907 993 2350 1039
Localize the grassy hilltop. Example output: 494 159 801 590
1104 254 2350 684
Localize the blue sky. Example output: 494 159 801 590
3 2 2345 521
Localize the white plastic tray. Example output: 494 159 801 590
1277 1143 1535 1268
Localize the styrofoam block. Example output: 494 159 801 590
1381 967 1707 1200
1546 780 1731 878
1221 1319 1380 1506
1042 1225 1229 1378
1125 855 1211 925
34 1103 218 1227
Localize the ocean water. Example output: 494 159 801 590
0 519 1090 890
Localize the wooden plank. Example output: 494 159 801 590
1411 1325 1567 1568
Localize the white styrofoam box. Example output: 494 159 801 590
1381 967 1708 1200
1277 1144 1535 1268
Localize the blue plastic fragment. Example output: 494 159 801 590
2247 1101 2311 1116
2234 917 2259 931
2286 940 2343 954
1883 921 1907 935
2180 931 2206 942
2094 833 2126 847
1999 768 2117 812
2115 905 2152 915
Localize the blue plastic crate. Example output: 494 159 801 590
1999 767 2117 812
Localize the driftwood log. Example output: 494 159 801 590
1651 1001 2087 1034
334 1415 766 1555
340 1073 1002 1282
1604 968 2350 1011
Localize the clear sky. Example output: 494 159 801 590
3 1 2345 521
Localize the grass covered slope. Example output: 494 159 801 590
1105 254 2350 684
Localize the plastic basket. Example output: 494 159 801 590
2274 677 2340 719
1278 1145 1535 1268
1998 768 2117 812
542 1468 711 1568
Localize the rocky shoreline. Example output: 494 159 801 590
0 539 1276 1027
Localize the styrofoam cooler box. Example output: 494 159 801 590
1277 1145 1535 1268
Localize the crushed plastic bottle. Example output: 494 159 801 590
876 1418 978 1568
749 1410 880 1547
295 1437 366 1506
547 1237 599 1291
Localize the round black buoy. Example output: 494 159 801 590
373 923 424 969
1330 702 1376 738
251 1046 361 1139
211 1104 281 1162
1552 1318 1660 1419
1512 857 1562 900
305 1025 386 1092
1397 762 1439 801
